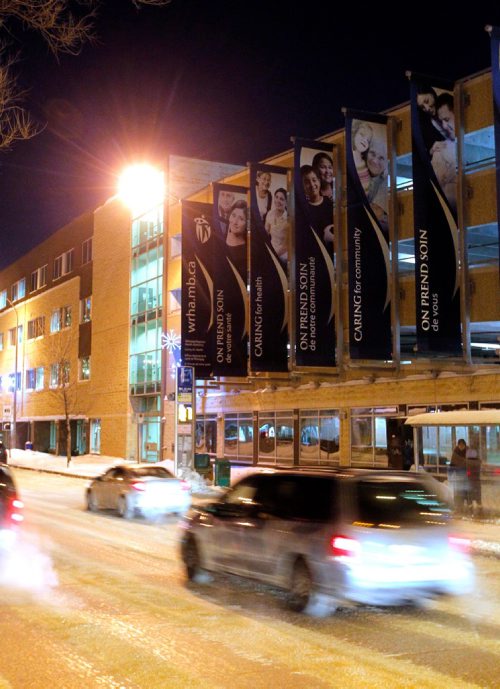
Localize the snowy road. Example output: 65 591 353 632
1 470 499 689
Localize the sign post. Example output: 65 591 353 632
175 366 195 476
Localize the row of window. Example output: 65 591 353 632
1 357 91 392
198 403 500 469
0 299 92 351
0 239 92 308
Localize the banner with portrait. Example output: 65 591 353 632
345 110 391 360
211 183 249 377
293 138 336 367
487 25 500 264
249 164 289 372
410 74 461 355
181 200 214 379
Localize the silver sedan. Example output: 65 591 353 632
86 464 191 519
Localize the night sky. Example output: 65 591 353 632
2 0 500 268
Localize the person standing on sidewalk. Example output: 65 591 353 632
449 439 467 514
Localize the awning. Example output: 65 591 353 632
405 409 500 427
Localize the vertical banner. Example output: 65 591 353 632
181 201 214 379
345 110 392 360
212 184 249 377
249 164 289 372
410 74 462 355
293 139 336 367
487 25 500 265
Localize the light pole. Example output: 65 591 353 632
6 298 18 452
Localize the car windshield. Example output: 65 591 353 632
355 479 452 527
132 467 174 479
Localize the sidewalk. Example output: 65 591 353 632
5 449 500 559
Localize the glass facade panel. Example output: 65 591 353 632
129 207 163 404
195 416 217 455
224 413 253 460
351 415 374 466
257 411 293 465
238 416 253 458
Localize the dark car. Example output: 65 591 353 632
0 465 24 546
180 468 474 616
86 464 191 519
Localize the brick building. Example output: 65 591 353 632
0 67 498 471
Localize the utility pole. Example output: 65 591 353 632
6 299 18 452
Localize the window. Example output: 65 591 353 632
82 237 93 265
8 372 21 392
50 364 59 388
27 316 45 340
30 265 47 292
50 306 72 333
25 368 36 390
300 409 340 466
257 411 294 464
36 366 44 390
169 289 182 313
195 415 217 455
224 413 254 460
8 325 22 346
53 249 74 279
0 290 7 309
50 361 70 387
81 296 92 323
79 356 90 381
170 234 182 258
11 278 26 302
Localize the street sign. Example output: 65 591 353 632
2 405 12 421
177 366 194 403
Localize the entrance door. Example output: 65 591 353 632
90 419 101 454
76 420 87 455
142 417 160 463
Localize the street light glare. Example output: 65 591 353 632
118 164 165 215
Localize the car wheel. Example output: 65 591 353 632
287 558 314 613
182 536 212 583
118 495 132 519
86 490 98 512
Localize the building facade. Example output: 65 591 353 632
0 67 498 472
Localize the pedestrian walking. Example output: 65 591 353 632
449 439 467 514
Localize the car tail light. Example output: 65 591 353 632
180 480 190 492
330 535 361 559
8 497 24 523
131 481 146 492
448 534 471 554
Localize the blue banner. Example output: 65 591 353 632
345 110 392 360
181 201 214 379
410 75 462 355
249 164 289 372
293 139 336 367
212 183 249 377
488 26 500 267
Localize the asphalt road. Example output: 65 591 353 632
1 471 499 689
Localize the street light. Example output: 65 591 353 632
118 164 165 216
6 298 18 452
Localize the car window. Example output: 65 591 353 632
103 467 126 480
269 475 336 521
133 467 174 479
355 479 452 527
223 476 260 506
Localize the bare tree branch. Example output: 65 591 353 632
0 0 173 148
